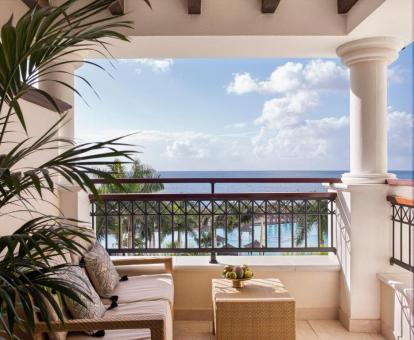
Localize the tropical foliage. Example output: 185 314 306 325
94 198 329 255
95 158 164 247
0 0 147 337
98 158 164 194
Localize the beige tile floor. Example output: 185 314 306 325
174 320 386 340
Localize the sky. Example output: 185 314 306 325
75 43 413 172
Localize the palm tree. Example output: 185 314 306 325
0 0 151 337
294 200 329 248
95 158 164 249
99 158 164 194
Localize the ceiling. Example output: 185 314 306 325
7 0 414 58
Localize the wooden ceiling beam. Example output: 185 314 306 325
261 0 280 14
109 0 125 15
21 0 49 9
337 0 359 13
188 0 201 15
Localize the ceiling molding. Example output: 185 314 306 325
188 0 201 14
109 0 125 15
338 0 359 14
261 0 280 14
22 88 72 113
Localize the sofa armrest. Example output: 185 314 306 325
35 313 165 340
111 256 173 274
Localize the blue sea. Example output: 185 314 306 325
157 170 413 193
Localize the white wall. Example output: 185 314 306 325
0 100 62 235
332 182 413 332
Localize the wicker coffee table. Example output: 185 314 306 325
212 278 295 340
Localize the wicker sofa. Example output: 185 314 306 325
34 243 174 340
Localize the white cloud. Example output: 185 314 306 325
163 133 215 159
227 60 348 95
76 107 412 171
76 128 255 170
121 58 174 73
165 140 206 159
226 73 258 94
303 59 348 90
254 91 319 129
388 66 407 84
225 122 246 129
226 59 350 168
76 56 412 171
252 116 349 160
260 62 305 93
388 109 414 151
125 130 215 160
388 109 414 169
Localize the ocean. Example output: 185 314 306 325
157 170 413 193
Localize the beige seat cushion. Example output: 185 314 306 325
101 274 174 307
67 300 172 340
115 264 168 277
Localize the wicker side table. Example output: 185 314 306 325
212 278 295 340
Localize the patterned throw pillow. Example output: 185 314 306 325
83 242 120 298
62 266 106 323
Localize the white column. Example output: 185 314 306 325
333 37 406 333
337 37 403 184
38 56 83 140
38 55 90 223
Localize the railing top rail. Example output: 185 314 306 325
89 192 337 202
386 179 414 187
91 177 342 184
387 195 414 207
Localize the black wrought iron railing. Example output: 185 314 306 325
90 178 339 263
388 195 414 273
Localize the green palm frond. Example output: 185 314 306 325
0 114 136 211
0 0 135 141
0 0 153 337
0 259 91 337
0 216 93 264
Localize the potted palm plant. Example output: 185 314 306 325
0 0 149 337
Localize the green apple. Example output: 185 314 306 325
244 270 253 279
224 265 233 272
226 271 237 280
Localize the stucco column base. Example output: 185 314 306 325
328 182 404 334
341 172 396 184
339 308 381 333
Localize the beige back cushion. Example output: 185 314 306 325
83 243 120 298
69 228 96 265
42 255 71 340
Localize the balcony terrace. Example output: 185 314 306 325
87 177 414 339
0 0 412 339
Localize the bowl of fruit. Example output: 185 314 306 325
222 264 254 288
